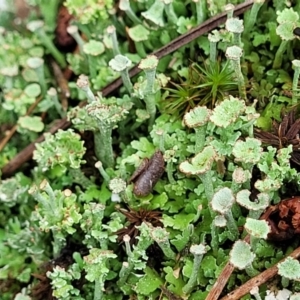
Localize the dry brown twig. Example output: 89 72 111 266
50 60 70 111
0 95 43 152
206 203 300 300
220 246 300 300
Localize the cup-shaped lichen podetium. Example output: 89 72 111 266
225 17 244 47
76 74 96 103
141 0 165 27
273 8 299 69
244 217 270 250
278 257 300 287
209 95 246 128
231 167 252 193
119 0 142 25
236 189 269 219
106 25 121 56
27 20 66 68
208 30 221 63
86 101 129 168
183 106 212 153
179 146 216 202
66 25 85 55
232 137 263 172
109 54 133 93
108 178 127 203
225 45 246 99
150 227 176 260
128 25 150 58
136 55 159 128
211 187 239 240
229 240 257 277
83 40 105 79
182 244 207 295
27 57 47 95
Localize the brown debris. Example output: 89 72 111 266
220 245 300 300
116 208 163 244
206 197 300 300
30 242 88 300
255 109 300 165
129 151 165 197
54 6 76 52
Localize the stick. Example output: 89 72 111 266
220 246 300 300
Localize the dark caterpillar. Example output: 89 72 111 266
129 151 165 197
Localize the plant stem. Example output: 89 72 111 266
88 55 97 79
95 161 110 182
120 69 133 94
232 58 246 99
198 171 214 202
292 65 300 104
69 168 94 189
94 128 114 168
245 263 259 277
210 41 217 63
182 245 206 295
243 0 264 38
36 29 66 68
157 239 176 260
224 210 239 240
93 279 103 300
167 161 176 184
194 0 207 24
164 2 178 24
107 26 121 56
134 41 147 58
195 126 207 152
273 40 289 69
210 222 219 256
144 93 157 129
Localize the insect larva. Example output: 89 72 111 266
130 151 165 197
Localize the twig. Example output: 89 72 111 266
101 0 254 96
0 95 43 152
205 263 235 300
50 60 70 111
1 0 254 178
220 245 300 300
205 208 278 300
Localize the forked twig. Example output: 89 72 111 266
0 95 43 152
1 0 254 177
51 60 70 111
220 246 300 300
206 207 281 300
